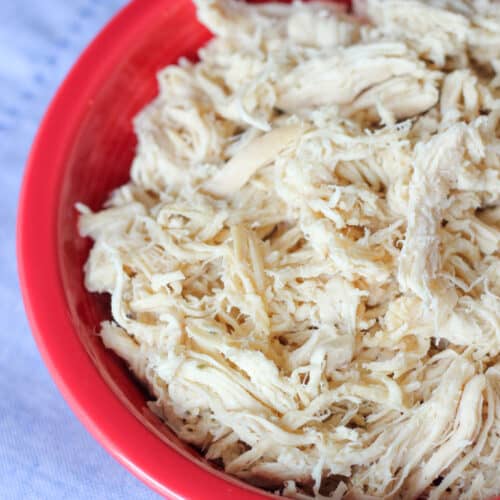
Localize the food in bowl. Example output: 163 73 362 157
77 0 500 498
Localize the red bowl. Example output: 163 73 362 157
18 1 498 499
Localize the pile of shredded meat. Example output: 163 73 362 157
78 0 500 498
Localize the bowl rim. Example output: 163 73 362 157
16 1 271 498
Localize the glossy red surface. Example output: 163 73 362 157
17 0 500 499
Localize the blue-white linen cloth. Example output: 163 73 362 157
0 1 160 498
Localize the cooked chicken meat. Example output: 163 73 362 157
79 1 500 498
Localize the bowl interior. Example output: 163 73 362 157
57 0 215 461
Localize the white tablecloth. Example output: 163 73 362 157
0 1 160 498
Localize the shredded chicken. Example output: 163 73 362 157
79 0 500 498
